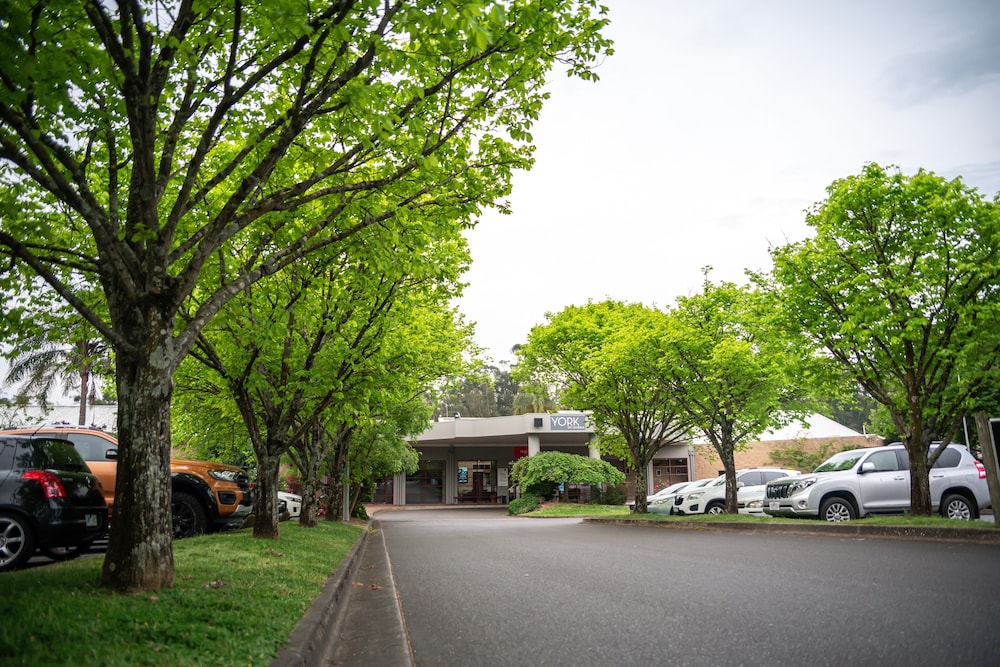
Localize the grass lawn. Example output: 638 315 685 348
1 521 363 667
526 502 999 529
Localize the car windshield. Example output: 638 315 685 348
813 451 865 473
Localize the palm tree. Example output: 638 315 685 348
3 335 111 425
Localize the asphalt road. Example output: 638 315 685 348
378 508 1000 667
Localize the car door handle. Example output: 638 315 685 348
893 476 906 481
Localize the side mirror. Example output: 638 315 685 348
106 448 118 460
736 481 745 488
860 461 875 474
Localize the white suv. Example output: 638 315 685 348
673 468 801 515
763 442 990 521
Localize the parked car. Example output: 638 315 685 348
673 468 801 515
0 425 253 538
647 478 715 515
278 491 302 519
629 480 693 512
737 486 768 516
763 442 990 521
1 434 109 571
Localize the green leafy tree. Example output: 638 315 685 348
658 278 815 513
509 450 625 498
0 1 611 592
768 163 1000 515
515 301 691 513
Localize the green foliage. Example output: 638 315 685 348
591 484 627 506
514 300 689 509
658 277 816 511
0 522 363 666
508 493 541 515
509 450 625 489
767 163 1000 513
525 479 560 500
0 0 613 589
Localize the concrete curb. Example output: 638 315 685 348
270 520 372 667
583 517 1000 543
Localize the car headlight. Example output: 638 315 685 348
787 478 817 494
687 491 705 501
208 469 241 482
650 497 670 506
745 499 763 509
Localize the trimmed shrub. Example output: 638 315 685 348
508 493 541 515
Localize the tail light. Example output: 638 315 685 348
975 461 987 479
23 470 67 499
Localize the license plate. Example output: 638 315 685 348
769 501 780 511
85 513 99 527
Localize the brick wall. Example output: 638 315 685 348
692 434 884 478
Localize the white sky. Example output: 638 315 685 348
457 0 1000 366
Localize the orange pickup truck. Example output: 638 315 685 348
0 425 254 538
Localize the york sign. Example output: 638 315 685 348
549 414 587 430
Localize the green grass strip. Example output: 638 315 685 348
1 521 363 667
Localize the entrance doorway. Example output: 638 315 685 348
456 460 496 503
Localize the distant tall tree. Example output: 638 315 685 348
768 163 1000 515
3 319 111 426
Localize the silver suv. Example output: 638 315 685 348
763 443 990 521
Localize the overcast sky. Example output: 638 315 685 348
457 0 1000 366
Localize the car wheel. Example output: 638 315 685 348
940 493 975 521
0 512 36 572
171 492 208 539
705 501 726 515
820 496 856 522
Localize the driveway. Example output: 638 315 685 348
365 507 1000 666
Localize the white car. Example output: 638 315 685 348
278 491 302 519
630 480 691 511
674 468 801 515
647 478 715 515
737 486 768 516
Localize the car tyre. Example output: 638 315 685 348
171 491 207 539
820 496 856 522
0 512 36 572
940 493 975 521
705 501 726 515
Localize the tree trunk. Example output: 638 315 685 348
720 443 738 514
906 436 932 516
253 447 281 539
324 447 347 522
299 469 321 528
100 352 175 593
77 359 90 426
632 457 649 513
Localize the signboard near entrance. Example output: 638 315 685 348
550 414 587 430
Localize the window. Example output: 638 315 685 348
651 458 689 488
867 450 901 472
931 448 961 468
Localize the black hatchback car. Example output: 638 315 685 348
0 435 108 572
